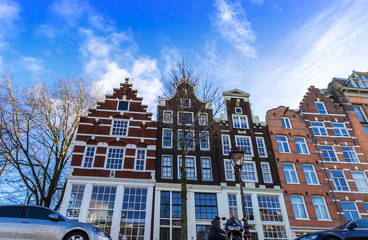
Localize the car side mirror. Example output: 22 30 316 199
348 222 358 230
49 213 59 221
222 217 227 221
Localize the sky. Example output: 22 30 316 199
0 0 368 120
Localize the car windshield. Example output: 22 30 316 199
332 222 350 230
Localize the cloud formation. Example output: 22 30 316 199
0 0 20 48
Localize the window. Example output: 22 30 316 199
163 111 173 123
196 225 211 240
302 165 318 185
312 196 330 220
0 206 24 218
363 126 368 137
199 113 208 126
195 193 218 219
83 146 96 168
228 194 238 218
290 196 308 219
281 118 292 129
352 172 368 192
320 146 338 162
87 186 116 233
310 122 327 136
257 196 283 221
276 136 290 153
162 156 172 178
256 137 267 157
315 102 327 114
201 157 212 180
261 162 273 183
263 225 287 240
135 149 146 170
332 123 349 137
235 107 242 114
235 136 253 156
111 120 129 136
178 156 195 179
200 132 209 150
26 207 54 220
241 162 257 182
243 195 254 220
341 202 359 221
162 129 172 148
178 112 193 125
295 137 309 154
224 159 235 181
283 163 299 184
180 98 190 108
178 130 194 150
66 185 85 219
119 188 147 240
106 148 124 170
232 115 248 129
354 107 367 122
330 170 349 191
364 203 368 213
118 101 129 111
222 135 231 155
341 146 358 162
160 192 181 239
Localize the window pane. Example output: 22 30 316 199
111 120 128 136
66 185 85 218
195 193 218 219
118 101 129 111
106 148 124 169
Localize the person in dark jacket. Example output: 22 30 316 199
208 216 226 240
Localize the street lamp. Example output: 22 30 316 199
230 147 252 240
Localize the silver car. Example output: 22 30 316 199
0 205 112 240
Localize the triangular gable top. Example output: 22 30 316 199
223 88 250 98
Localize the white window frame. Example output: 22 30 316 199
198 113 208 126
178 130 195 151
177 111 193 126
224 159 235 181
310 122 328 136
200 131 210 151
178 156 196 179
341 202 360 221
320 145 339 162
351 171 368 192
110 120 129 136
294 137 309 154
235 107 242 114
256 137 267 158
302 164 319 185
330 170 349 191
163 110 173 123
232 114 249 129
241 161 258 182
283 163 299 184
201 157 213 180
332 123 349 137
117 100 130 111
161 155 173 179
276 135 290 153
162 128 172 149
261 162 273 183
82 146 96 168
315 102 327 114
222 135 231 156
341 146 359 163
290 195 309 220
235 135 253 156
105 147 125 170
134 149 146 171
281 117 292 129
311 196 330 221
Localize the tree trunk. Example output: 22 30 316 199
180 151 188 240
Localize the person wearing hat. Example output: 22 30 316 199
208 216 226 240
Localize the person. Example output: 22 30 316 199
208 216 226 240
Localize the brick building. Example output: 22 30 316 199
60 78 157 240
266 106 342 239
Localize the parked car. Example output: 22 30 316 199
295 218 368 240
0 205 111 240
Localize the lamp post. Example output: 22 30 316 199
230 147 252 240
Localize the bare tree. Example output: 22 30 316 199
0 69 99 210
161 60 223 240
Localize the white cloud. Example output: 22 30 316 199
212 0 257 58
0 0 20 48
250 0 264 4
51 0 88 26
21 56 43 72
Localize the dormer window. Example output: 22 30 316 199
118 101 129 111
235 107 242 114
315 102 327 114
181 98 191 108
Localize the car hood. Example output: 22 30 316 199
297 230 342 239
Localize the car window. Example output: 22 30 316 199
353 219 368 229
26 207 54 220
0 206 24 218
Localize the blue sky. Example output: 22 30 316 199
1 0 368 120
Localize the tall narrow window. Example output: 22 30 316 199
312 196 329 220
106 148 124 170
302 165 318 184
117 101 129 111
281 118 292 129
241 162 257 182
261 162 272 183
201 157 212 180
330 170 349 191
352 172 368 192
332 123 349 137
228 194 238 218
283 163 299 183
341 202 359 221
135 149 146 170
163 111 173 123
320 146 338 162
354 107 366 122
178 130 194 150
341 146 358 162
256 137 267 157
290 196 308 219
111 120 129 136
162 129 172 148
235 136 253 156
222 135 231 155
295 137 309 154
276 136 290 153
66 185 85 219
83 146 96 168
243 195 254 220
363 126 368 137
199 113 208 126
200 132 209 150
232 115 248 128
224 160 234 181
178 156 195 179
315 102 327 114
310 122 327 136
162 155 172 178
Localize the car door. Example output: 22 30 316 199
0 206 24 240
345 219 368 240
15 206 62 240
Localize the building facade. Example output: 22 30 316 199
266 106 342 239
60 78 157 240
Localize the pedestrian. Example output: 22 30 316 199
208 216 226 240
